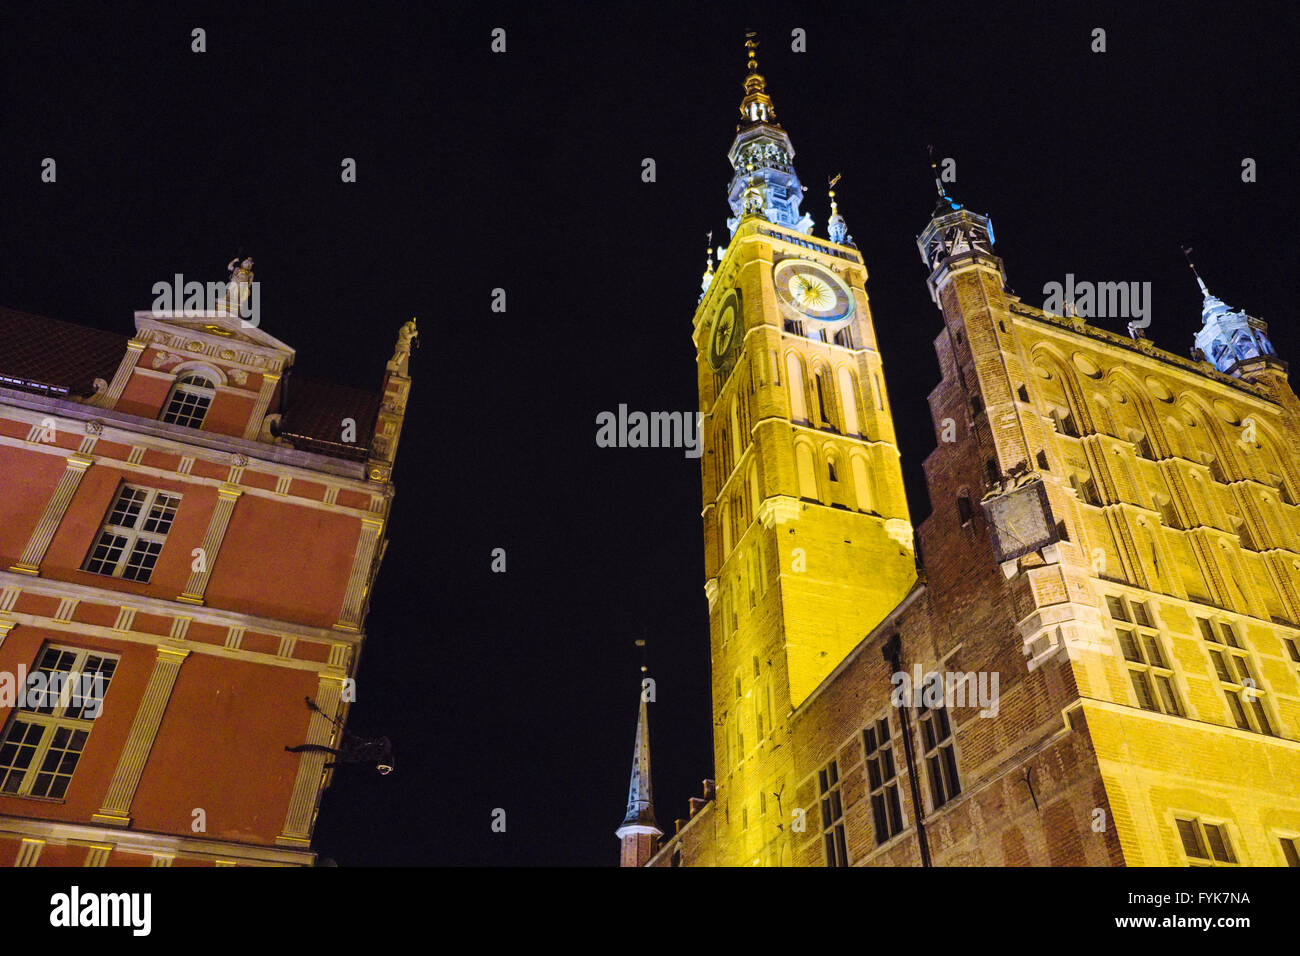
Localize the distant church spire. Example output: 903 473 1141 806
1185 246 1281 377
725 33 813 237
616 644 661 867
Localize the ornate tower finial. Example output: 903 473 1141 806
927 145 960 212
827 172 851 245
1182 244 1210 297
738 31 777 127
700 230 716 295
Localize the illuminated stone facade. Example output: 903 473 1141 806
623 45 1300 868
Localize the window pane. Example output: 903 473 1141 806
1155 675 1183 717
1117 629 1142 663
1141 635 1166 669
1226 692 1251 730
1210 650 1233 683
1107 596 1129 622
1176 819 1207 858
1219 623 1240 648
1198 619 1217 643
1132 603 1152 627
1204 824 1234 863
1250 699 1274 736
1130 671 1158 710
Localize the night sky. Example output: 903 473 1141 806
1 4 1294 866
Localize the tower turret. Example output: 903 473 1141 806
1184 247 1284 378
916 157 1004 306
725 34 813 236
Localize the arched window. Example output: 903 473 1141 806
815 371 835 431
796 443 819 502
852 455 873 513
786 354 807 422
161 372 217 429
837 366 861 436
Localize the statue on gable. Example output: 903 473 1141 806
224 257 255 313
388 317 419 376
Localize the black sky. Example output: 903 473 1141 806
1 3 1295 865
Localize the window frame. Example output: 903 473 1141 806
1106 595 1185 718
1174 815 1239 866
82 484 182 583
159 371 218 429
862 715 906 846
916 701 961 812
0 645 118 800
817 759 848 867
1198 617 1275 736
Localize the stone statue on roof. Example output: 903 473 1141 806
388 318 418 376
224 257 254 313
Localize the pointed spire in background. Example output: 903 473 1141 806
616 639 661 864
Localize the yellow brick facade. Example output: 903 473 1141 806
645 216 1300 870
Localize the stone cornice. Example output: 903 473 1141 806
1008 301 1278 406
1 386 370 483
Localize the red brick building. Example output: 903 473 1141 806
0 263 415 866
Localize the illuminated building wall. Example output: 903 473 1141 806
629 42 1300 868
0 277 413 866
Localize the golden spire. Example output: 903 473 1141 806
739 32 777 126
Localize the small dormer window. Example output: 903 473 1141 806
161 372 217 429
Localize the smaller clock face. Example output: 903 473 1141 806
709 292 741 370
773 259 854 322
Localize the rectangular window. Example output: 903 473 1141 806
818 759 848 867
1108 596 1183 717
0 646 117 800
917 703 960 811
83 485 181 583
1176 817 1237 865
833 327 854 349
863 717 904 845
1199 618 1274 735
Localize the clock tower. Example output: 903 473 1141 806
692 38 918 865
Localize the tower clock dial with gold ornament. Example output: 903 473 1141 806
773 258 854 325
708 288 743 370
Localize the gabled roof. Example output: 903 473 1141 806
0 306 128 398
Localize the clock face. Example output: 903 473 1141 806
709 291 741 370
773 259 854 322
